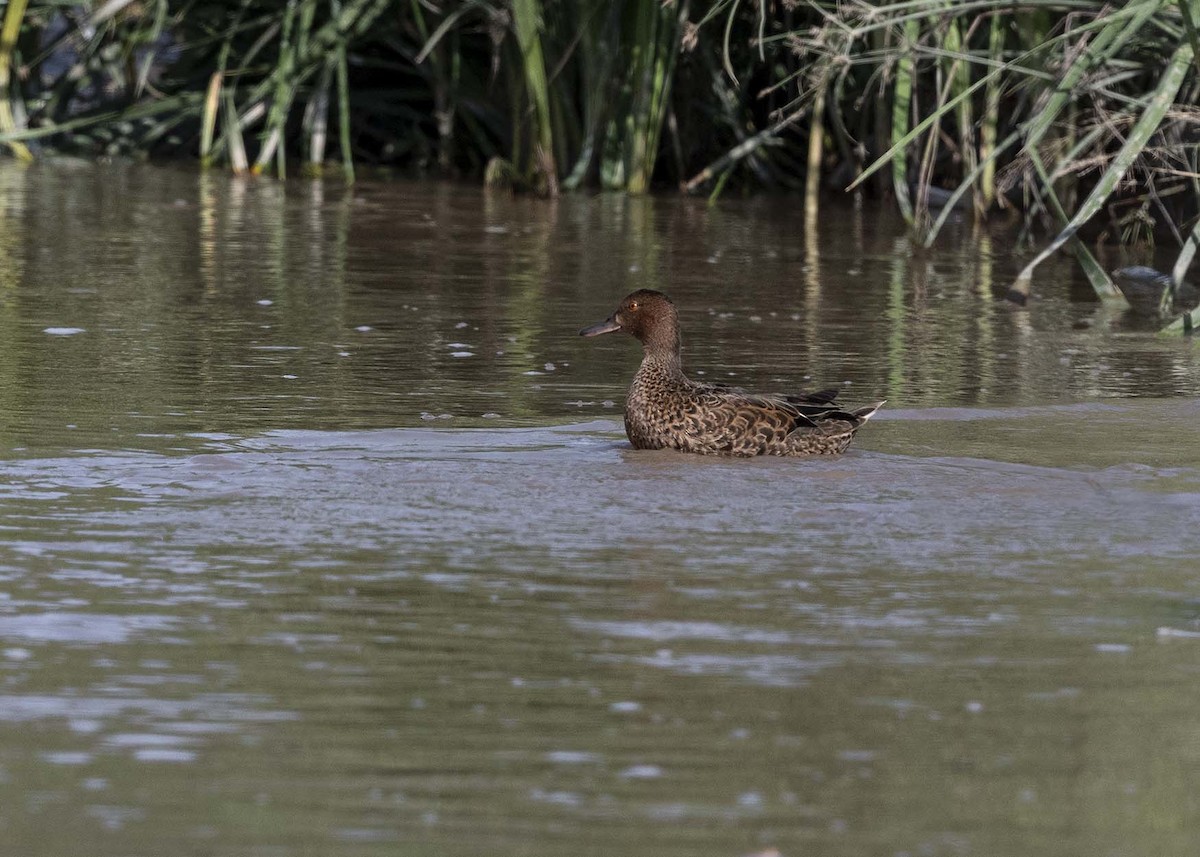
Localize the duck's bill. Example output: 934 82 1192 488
579 317 621 337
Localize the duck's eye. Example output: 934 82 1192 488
628 301 639 311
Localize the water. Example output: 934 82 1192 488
1 162 1200 856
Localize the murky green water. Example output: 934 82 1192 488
2 162 1200 856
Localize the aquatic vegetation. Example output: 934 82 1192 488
1 1 1200 320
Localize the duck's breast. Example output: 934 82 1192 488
624 373 692 450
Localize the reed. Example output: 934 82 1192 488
623 0 683 194
0 0 1197 283
891 15 919 227
0 0 32 161
511 0 557 193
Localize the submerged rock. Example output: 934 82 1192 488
1111 266 1198 316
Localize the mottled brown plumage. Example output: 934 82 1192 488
580 289 882 456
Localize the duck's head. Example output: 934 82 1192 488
579 289 679 351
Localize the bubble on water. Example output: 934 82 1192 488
1157 627 1200 638
609 701 641 713
455 321 469 329
87 805 144 830
355 325 373 333
529 788 582 806
42 752 92 765
451 352 474 358
134 749 196 763
545 750 599 764
619 764 662 779
334 827 396 843
44 327 85 336
837 749 877 762
256 299 273 306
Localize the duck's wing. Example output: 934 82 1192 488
673 379 884 455
698 382 840 408
681 387 847 454
782 387 840 406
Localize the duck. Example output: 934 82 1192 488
580 289 883 456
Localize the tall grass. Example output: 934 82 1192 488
0 1 1199 300
0 0 32 162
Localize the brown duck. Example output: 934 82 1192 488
580 289 882 456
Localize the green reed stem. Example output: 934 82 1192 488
891 16 920 226
0 0 32 161
512 0 557 194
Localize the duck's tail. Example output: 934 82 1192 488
786 400 883 455
810 401 884 429
852 401 886 423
